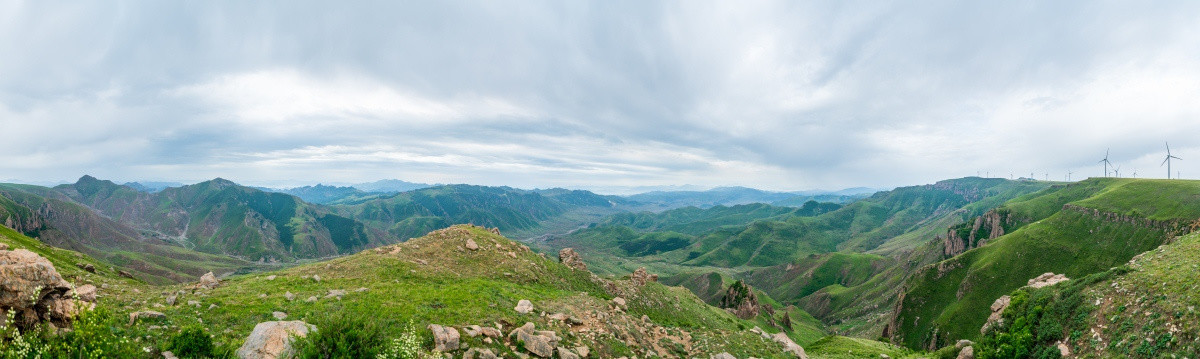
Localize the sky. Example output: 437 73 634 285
2 1 1200 194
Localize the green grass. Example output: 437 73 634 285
892 178 1200 349
806 335 919 358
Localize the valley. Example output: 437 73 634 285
3 175 1199 358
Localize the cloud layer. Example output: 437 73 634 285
3 1 1199 192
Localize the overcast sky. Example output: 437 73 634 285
3 1 1199 193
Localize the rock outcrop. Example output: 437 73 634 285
981 295 1011 334
558 248 587 271
630 267 657 286
0 248 95 328
1026 272 1069 288
719 280 762 319
235 321 316 359
940 209 1013 257
509 322 559 358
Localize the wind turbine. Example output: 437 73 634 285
1099 149 1112 177
1162 142 1182 179
1067 170 1073 181
1113 165 1121 178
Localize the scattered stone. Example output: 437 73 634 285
166 294 178 306
0 243 7 250
128 311 166 325
1027 272 1069 288
515 329 555 357
258 293 267 299
466 239 479 250
881 355 890 359
464 348 498 359
712 353 736 359
1055 341 1070 356
567 316 584 326
414 259 428 265
515 299 534 314
284 292 295 301
324 289 346 300
208 304 218 310
428 324 460 351
188 300 200 307
558 248 587 271
235 321 316 359
355 287 368 292
956 346 975 359
612 297 627 310
77 263 96 273
311 274 321 282
955 340 974 349
507 251 517 258
265 275 276 281
305 296 317 303
463 325 483 337
199 271 220 289
548 312 568 321
272 311 287 320
162 351 178 359
118 270 135 279
557 347 580 359
574 346 589 358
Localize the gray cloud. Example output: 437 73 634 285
3 1 1200 192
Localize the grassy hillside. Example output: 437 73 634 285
104 225 816 358
891 178 1200 349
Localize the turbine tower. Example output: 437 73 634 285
1113 165 1121 178
1099 149 1112 177
1162 142 1182 179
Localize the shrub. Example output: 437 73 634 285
169 326 215 358
294 311 388 359
376 321 425 359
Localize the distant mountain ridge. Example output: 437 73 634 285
625 186 876 210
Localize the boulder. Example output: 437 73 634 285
76 263 96 273
956 346 974 359
0 248 90 328
630 267 656 286
611 297 627 309
464 347 498 359
712 353 737 359
574 346 589 358
283 292 295 301
236 321 316 359
199 271 220 289
479 326 502 338
515 299 534 314
463 325 482 337
558 248 587 271
166 294 178 306
427 324 460 351
771 332 809 359
516 329 555 357
466 239 479 250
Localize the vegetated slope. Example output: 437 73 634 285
333 184 625 241
55 176 386 262
889 178 1200 350
0 223 137 287
0 184 252 284
111 225 810 358
687 178 1052 268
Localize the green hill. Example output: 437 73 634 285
889 178 1200 349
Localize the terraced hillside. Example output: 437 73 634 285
889 178 1200 350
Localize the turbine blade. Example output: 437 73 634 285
1162 157 1170 166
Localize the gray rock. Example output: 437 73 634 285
284 292 295 301
712 353 736 359
558 248 587 271
463 325 483 337
235 321 316 359
956 346 974 359
466 239 479 250
771 332 808 359
305 296 317 302
166 294 177 306
73 284 98 302
324 289 346 300
272 311 287 320
428 324 460 351
557 347 579 359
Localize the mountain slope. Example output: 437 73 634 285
55 176 388 262
889 178 1200 350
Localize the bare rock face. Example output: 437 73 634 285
981 295 1011 334
235 321 316 359
1027 272 1069 288
199 271 220 289
0 248 93 328
558 248 587 271
427 324 460 351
